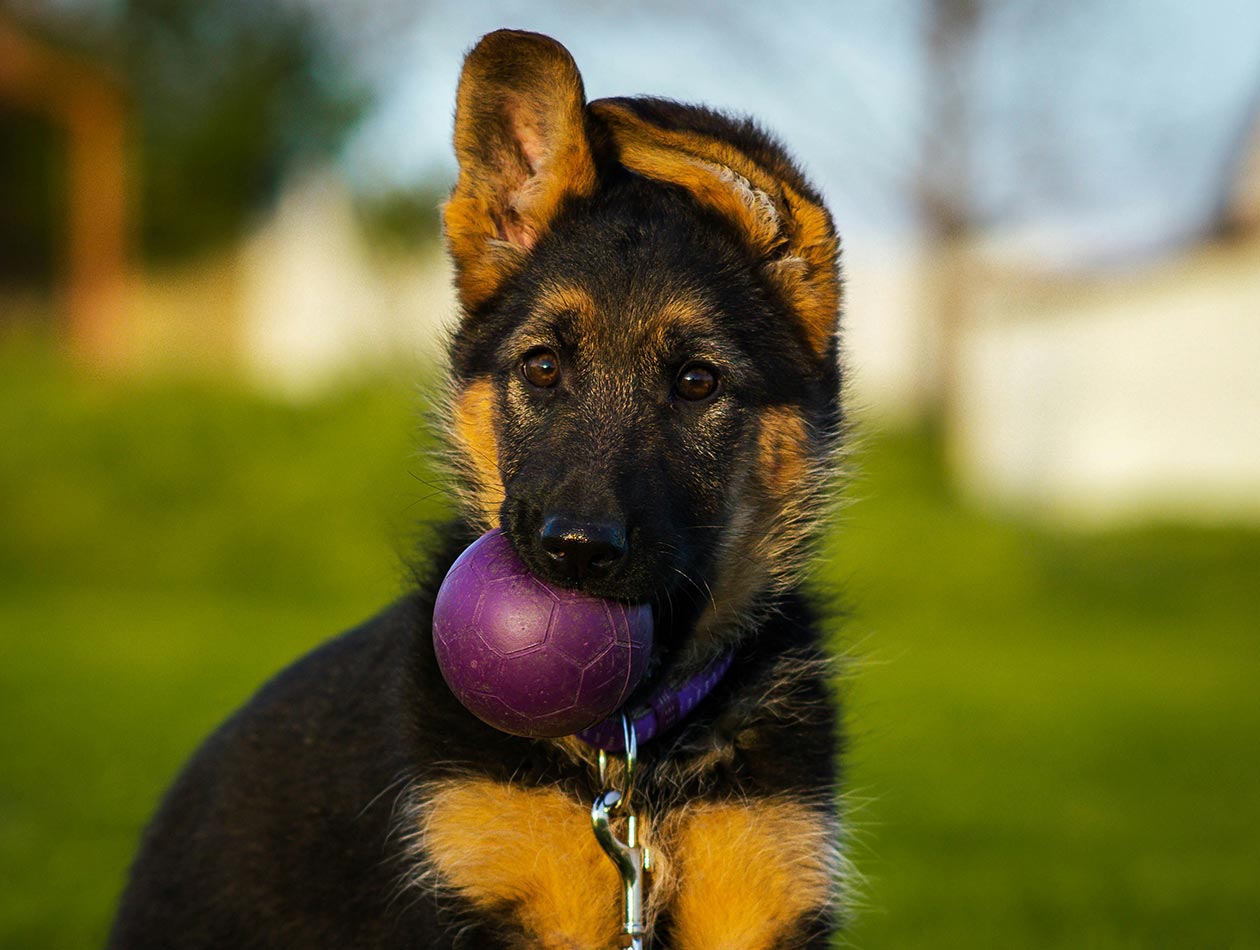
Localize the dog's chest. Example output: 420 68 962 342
407 770 838 950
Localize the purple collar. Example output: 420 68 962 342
576 650 734 753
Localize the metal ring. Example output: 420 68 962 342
619 713 637 808
595 714 638 814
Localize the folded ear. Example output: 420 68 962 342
444 31 598 309
591 100 840 358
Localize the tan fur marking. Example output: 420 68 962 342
420 779 621 949
757 405 811 501
630 292 714 357
693 407 819 648
627 148 785 255
443 195 526 308
666 800 836 950
445 31 598 309
766 187 841 357
535 283 598 326
600 113 785 259
592 100 839 356
655 293 714 332
451 378 504 530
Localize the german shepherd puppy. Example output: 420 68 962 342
111 30 846 950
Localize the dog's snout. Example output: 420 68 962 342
539 515 627 583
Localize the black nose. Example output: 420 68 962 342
539 515 628 583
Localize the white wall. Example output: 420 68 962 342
239 169 457 396
951 240 1260 523
231 171 1260 524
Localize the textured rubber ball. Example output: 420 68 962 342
432 529 653 738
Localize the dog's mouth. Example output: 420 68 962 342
500 508 712 669
502 504 670 605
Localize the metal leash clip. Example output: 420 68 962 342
591 714 650 950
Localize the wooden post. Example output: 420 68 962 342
0 17 130 365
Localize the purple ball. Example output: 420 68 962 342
432 529 653 738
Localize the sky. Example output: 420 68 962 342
25 0 1260 263
336 0 1260 266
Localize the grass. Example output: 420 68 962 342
1 343 1257 948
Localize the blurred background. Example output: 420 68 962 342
2 0 1258 947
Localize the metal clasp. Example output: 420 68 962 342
591 715 648 949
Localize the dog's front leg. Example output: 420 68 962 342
416 777 625 949
659 798 839 950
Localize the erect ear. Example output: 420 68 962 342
444 31 598 310
590 100 840 358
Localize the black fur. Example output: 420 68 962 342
111 39 844 949
111 542 839 947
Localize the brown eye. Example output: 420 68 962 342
676 364 718 401
522 348 560 388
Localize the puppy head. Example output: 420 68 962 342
442 31 843 662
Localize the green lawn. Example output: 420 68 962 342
1 345 1257 948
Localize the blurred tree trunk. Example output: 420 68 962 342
917 0 982 422
1213 83 1260 239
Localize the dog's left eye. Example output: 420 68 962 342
522 348 561 388
675 363 719 401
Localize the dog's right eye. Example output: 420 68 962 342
675 363 719 402
522 348 561 388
